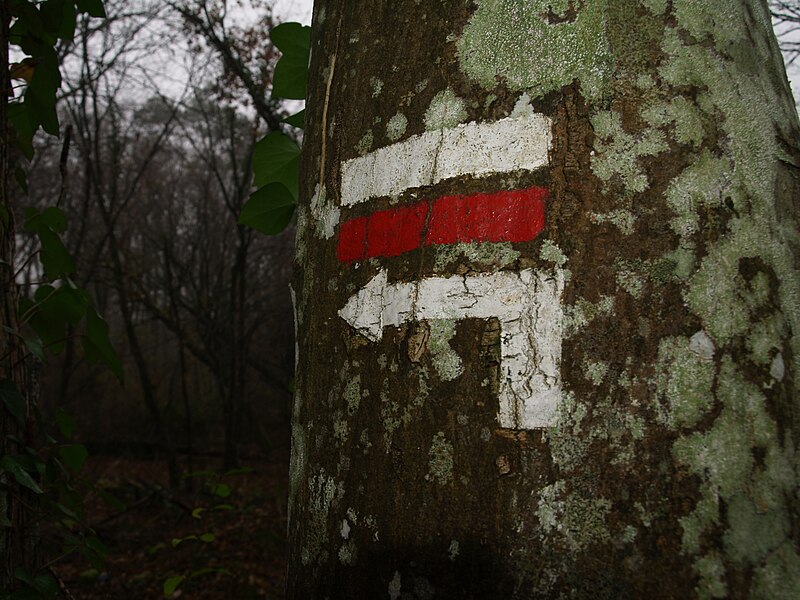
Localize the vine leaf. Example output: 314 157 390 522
270 22 311 100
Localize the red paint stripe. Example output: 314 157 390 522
426 187 547 245
337 186 548 262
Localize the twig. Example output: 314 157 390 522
56 125 72 207
48 566 77 600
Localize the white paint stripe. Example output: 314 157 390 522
341 114 552 206
338 268 564 429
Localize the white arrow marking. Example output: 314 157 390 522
339 268 564 429
340 113 552 207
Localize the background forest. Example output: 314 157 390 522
2 1 799 598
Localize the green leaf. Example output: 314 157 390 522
76 0 106 17
40 0 77 41
251 131 300 195
13 568 58 599
199 533 215 543
22 336 44 361
0 455 43 494
191 507 205 519
58 444 88 472
8 102 36 160
82 308 122 380
38 206 68 232
283 109 305 129
212 483 231 498
0 379 26 423
55 407 76 438
37 228 76 279
270 22 311 99
239 183 296 235
163 575 184 597
25 57 60 135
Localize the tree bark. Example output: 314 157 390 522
289 1 800 598
0 1 39 588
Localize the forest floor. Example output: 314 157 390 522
53 437 291 599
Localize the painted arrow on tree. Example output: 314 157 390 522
338 268 565 429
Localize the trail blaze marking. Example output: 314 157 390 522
338 269 564 429
340 113 551 206
336 112 562 429
337 187 547 262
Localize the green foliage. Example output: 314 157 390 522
160 469 247 596
238 182 296 235
270 22 311 100
1 3 119 598
239 21 309 236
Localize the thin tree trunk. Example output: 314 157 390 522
0 1 39 587
288 1 800 598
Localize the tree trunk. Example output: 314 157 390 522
289 1 800 598
0 2 39 588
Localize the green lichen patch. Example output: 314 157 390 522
369 76 383 97
615 268 645 299
424 89 468 131
427 319 464 382
583 361 608 386
355 130 374 156
642 96 706 147
694 552 727 599
589 209 637 235
590 110 668 194
344 375 361 415
458 0 613 100
658 13 800 381
751 542 800 600
386 112 408 141
433 241 520 271
563 295 615 338
671 356 797 573
536 481 612 553
655 337 716 430
539 239 568 267
427 432 454 485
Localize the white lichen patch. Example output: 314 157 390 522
591 110 669 194
424 89 468 130
689 330 715 361
448 539 460 561
303 469 344 565
388 571 402 600
386 112 408 142
308 185 340 240
369 76 382 97
426 432 454 485
458 0 612 100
